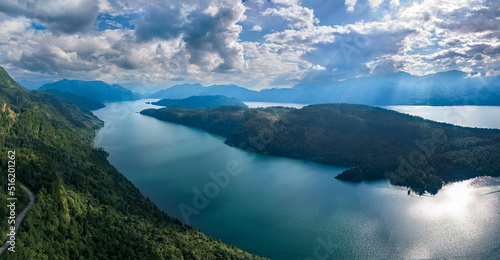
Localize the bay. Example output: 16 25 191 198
94 101 500 259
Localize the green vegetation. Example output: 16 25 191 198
152 95 248 109
0 66 265 259
141 104 500 195
39 89 105 112
38 79 140 103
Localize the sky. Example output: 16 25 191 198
0 0 499 91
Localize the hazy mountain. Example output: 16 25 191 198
17 80 53 90
258 71 500 105
152 95 248 109
148 83 257 100
148 71 500 105
39 79 141 103
148 83 205 99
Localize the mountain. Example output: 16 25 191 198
141 104 500 195
148 83 205 99
148 83 257 100
148 71 500 105
272 71 500 105
254 71 500 105
39 79 141 103
17 80 53 90
41 89 106 111
152 95 248 109
0 66 264 259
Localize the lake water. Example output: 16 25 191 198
387 106 500 129
93 101 500 259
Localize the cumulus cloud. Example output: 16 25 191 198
270 0 299 6
0 0 99 34
335 0 500 77
251 25 263 31
240 42 311 87
264 26 338 46
312 64 326 70
0 0 249 84
135 0 246 72
0 0 499 89
345 0 357 12
263 5 319 29
368 0 384 9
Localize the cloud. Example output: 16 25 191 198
345 0 357 12
0 0 99 34
240 42 311 87
264 25 338 46
334 0 500 77
1 0 499 89
251 25 263 31
312 64 326 70
263 5 319 29
368 0 384 9
135 0 246 72
270 0 299 6
484 45 500 56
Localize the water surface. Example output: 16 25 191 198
94 101 500 259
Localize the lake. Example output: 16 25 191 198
94 101 500 259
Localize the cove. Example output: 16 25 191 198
94 100 500 259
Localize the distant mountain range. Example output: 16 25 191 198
152 95 248 109
148 71 500 106
148 83 255 100
39 79 140 103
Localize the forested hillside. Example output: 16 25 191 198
40 89 105 111
141 105 500 195
0 66 265 259
152 95 248 109
39 79 140 103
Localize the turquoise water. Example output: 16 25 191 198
94 101 500 259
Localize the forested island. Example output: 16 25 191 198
141 104 500 195
0 67 264 259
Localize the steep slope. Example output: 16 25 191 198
141 104 500 195
0 67 265 259
39 79 140 103
152 95 248 109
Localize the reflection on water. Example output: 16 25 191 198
413 180 475 219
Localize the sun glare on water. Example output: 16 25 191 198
410 180 476 220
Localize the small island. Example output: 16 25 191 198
151 95 248 109
141 104 500 195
